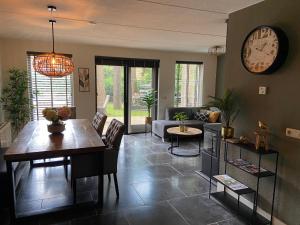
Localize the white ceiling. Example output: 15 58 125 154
0 0 263 53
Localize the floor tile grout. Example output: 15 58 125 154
166 200 191 225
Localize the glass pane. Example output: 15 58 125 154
129 67 152 129
174 63 203 107
96 65 124 132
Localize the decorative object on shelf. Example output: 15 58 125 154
239 135 250 144
141 89 157 126
241 25 289 74
206 89 240 139
254 121 270 150
78 68 90 92
208 45 226 55
0 69 31 136
33 6 74 77
226 138 240 144
42 107 71 134
173 112 188 132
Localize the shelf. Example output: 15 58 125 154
213 174 255 195
225 141 278 155
211 192 270 225
227 159 275 178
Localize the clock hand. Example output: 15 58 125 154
260 42 267 51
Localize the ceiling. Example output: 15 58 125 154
0 0 263 53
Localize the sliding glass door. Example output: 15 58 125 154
95 56 159 134
96 65 124 133
128 67 155 133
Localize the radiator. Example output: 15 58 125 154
0 122 12 148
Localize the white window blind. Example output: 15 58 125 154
174 62 204 107
27 54 73 120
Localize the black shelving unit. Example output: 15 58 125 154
208 140 279 225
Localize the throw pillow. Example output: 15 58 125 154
194 111 209 122
208 111 220 123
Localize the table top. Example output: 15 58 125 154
167 127 202 136
4 119 106 161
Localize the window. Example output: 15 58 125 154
174 62 203 107
27 53 73 120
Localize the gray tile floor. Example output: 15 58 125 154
1 134 246 225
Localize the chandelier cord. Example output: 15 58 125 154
51 21 55 53
49 7 55 53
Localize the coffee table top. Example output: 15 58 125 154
167 127 202 136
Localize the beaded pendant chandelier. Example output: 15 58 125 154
33 6 74 77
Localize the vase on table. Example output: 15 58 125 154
47 122 65 134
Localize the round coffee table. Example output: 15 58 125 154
167 127 202 157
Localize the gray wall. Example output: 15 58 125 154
224 0 300 224
215 54 226 98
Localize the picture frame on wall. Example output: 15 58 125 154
78 67 90 92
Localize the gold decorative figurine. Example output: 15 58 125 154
254 121 270 151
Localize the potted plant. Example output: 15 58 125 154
42 106 71 134
141 90 157 125
0 69 31 137
206 89 240 138
173 112 189 132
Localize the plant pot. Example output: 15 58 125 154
145 117 152 125
179 125 185 132
48 123 65 134
221 126 234 139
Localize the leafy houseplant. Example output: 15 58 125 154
173 112 189 132
206 89 240 138
42 107 71 134
141 90 157 124
0 69 31 136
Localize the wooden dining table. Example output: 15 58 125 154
4 119 106 223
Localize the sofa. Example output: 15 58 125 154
152 107 221 141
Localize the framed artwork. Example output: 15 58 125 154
78 68 90 92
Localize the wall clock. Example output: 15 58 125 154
241 26 289 74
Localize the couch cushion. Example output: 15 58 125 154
194 111 209 122
166 107 204 120
208 111 221 123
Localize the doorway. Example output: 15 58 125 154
95 57 159 134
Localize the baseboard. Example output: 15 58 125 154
216 183 286 225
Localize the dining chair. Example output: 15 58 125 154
92 112 108 137
71 119 125 203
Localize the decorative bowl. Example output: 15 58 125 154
47 123 65 134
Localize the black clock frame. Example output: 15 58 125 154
241 25 289 74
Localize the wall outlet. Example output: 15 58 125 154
286 128 300 139
259 86 267 95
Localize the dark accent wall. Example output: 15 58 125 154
215 54 225 98
224 0 300 224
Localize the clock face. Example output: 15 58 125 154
242 26 279 73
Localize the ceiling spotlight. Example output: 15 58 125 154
208 46 226 55
47 5 57 12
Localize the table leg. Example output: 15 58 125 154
199 135 201 154
98 152 104 207
6 161 16 224
171 134 173 154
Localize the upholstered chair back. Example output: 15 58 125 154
105 119 125 150
92 112 107 136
